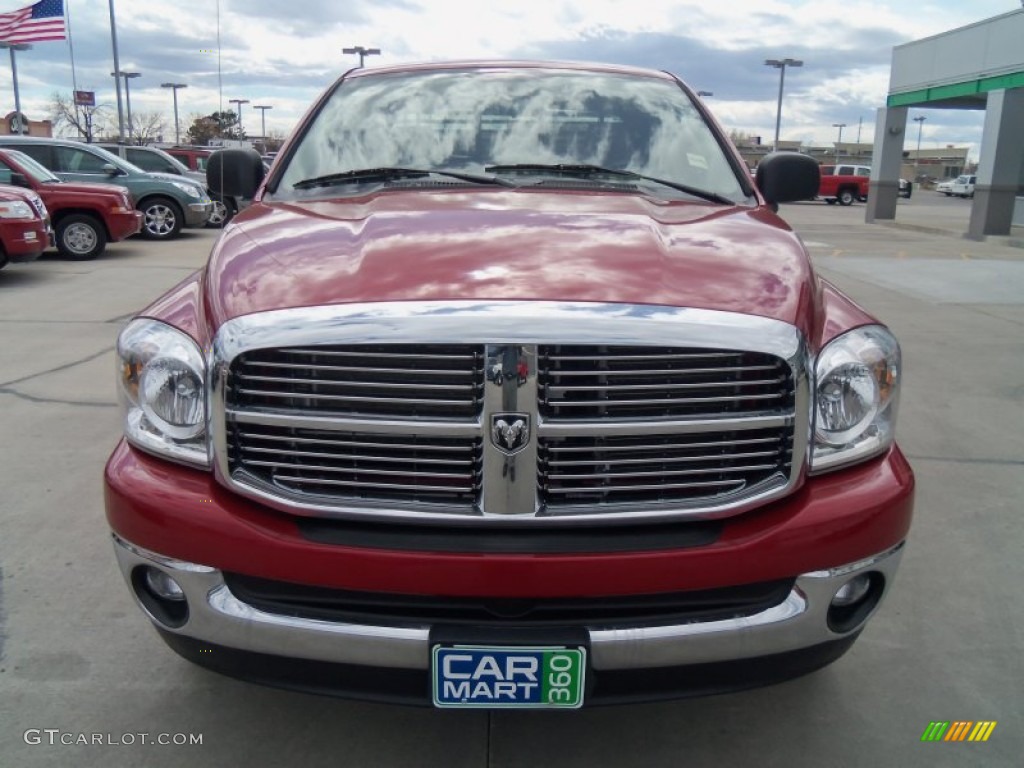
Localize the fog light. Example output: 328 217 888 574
144 567 185 601
831 574 872 607
132 566 190 628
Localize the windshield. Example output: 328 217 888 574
6 149 60 183
277 68 747 202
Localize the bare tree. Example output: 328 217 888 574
129 111 169 145
48 91 109 142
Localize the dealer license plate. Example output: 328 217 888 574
432 645 585 709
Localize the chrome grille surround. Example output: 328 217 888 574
210 301 810 524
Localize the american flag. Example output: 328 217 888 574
0 0 65 44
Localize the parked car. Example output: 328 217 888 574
950 174 976 198
107 60 912 708
936 178 955 195
0 136 211 240
0 148 141 260
0 183 50 269
898 178 912 198
818 164 870 205
100 144 231 228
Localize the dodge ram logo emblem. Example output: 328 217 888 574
490 413 530 455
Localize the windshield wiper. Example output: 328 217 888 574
292 167 516 190
483 163 736 205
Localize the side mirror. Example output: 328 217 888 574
10 171 29 188
102 163 120 176
756 152 820 208
207 148 265 199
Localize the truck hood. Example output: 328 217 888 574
45 180 129 198
205 190 816 335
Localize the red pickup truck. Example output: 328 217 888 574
105 61 913 707
818 164 870 206
0 183 50 269
0 148 142 260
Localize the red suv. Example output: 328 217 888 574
106 61 913 707
0 148 142 259
0 182 50 269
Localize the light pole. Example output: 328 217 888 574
0 43 32 134
112 71 141 143
108 0 125 143
229 98 249 139
765 58 803 151
161 83 187 145
832 122 847 164
343 46 381 68
913 115 926 181
254 105 272 151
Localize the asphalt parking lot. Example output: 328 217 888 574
1 195 1021 767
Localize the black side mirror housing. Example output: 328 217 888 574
10 171 29 188
756 152 820 208
207 148 265 199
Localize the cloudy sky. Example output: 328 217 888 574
1 0 1019 157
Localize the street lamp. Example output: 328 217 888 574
111 71 141 142
832 122 847 163
0 43 32 134
913 115 926 181
228 98 249 138
254 105 272 152
161 83 188 145
765 58 803 151
343 46 381 68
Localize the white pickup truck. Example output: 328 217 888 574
940 174 976 198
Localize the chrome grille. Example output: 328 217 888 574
228 344 484 419
539 345 794 419
227 423 483 506
212 302 808 522
539 428 791 507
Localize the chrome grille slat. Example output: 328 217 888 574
282 349 477 361
241 361 475 376
546 377 785 395
240 375 475 392
550 365 779 377
242 450 475 467
545 437 780 453
246 462 474 480
238 432 474 453
547 465 778 480
546 480 747 493
547 450 781 466
543 393 783 406
236 389 472 406
275 477 479 493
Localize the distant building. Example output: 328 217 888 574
1 112 53 137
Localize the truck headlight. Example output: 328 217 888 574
811 325 900 473
117 319 209 468
0 200 34 219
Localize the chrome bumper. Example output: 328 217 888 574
113 534 903 672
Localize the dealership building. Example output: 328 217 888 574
867 7 1024 238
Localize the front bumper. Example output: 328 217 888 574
183 200 212 228
113 534 903 703
109 209 143 241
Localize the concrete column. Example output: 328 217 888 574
968 88 1024 239
865 105 907 223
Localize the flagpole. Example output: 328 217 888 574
66 0 82 137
